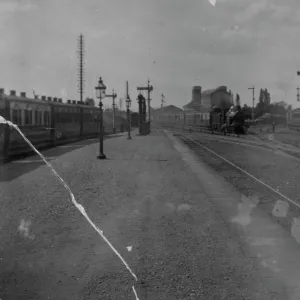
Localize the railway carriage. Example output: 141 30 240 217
0 89 126 161
3 92 53 156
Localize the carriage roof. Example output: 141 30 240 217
3 94 98 110
4 94 49 105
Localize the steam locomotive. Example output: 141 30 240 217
211 105 248 136
156 103 248 136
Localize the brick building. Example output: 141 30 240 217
183 86 234 113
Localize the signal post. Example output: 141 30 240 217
248 86 255 120
106 89 117 134
137 80 153 134
137 93 147 135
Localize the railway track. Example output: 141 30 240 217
168 127 281 151
166 127 300 162
288 124 300 131
172 130 300 245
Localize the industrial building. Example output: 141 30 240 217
183 86 234 113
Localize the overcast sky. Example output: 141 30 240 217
1 0 300 111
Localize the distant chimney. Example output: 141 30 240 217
53 97 58 102
67 100 71 104
192 86 202 103
0 88 5 94
10 90 16 96
41 96 46 101
72 100 76 104
20 92 26 98
77 101 81 104
58 98 62 103
47 97 52 101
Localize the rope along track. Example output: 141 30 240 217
174 131 300 243
167 127 300 160
167 127 277 148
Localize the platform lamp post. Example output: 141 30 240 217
95 77 107 159
248 86 255 120
126 94 132 139
297 72 300 101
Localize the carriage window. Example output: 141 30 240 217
35 111 39 125
25 110 33 125
35 111 42 125
44 111 50 125
12 109 22 125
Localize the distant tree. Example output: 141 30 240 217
258 88 264 104
264 88 271 105
274 101 288 108
255 88 271 118
242 104 252 119
269 101 288 115
235 93 240 106
85 97 95 106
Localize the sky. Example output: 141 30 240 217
1 0 300 111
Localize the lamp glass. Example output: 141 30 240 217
101 89 106 99
95 87 107 100
95 87 100 99
95 78 107 99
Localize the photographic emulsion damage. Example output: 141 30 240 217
1 0 300 299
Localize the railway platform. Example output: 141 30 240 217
1 128 300 299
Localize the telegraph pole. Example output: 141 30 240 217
119 98 123 118
137 79 153 132
248 86 255 120
297 87 300 102
126 81 132 139
161 93 166 114
106 89 117 133
78 34 85 104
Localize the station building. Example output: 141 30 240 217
183 86 234 113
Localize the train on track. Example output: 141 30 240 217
0 89 127 162
156 102 249 136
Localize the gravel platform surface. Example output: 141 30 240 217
0 129 274 299
189 133 300 207
180 131 300 246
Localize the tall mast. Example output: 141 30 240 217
78 34 85 103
